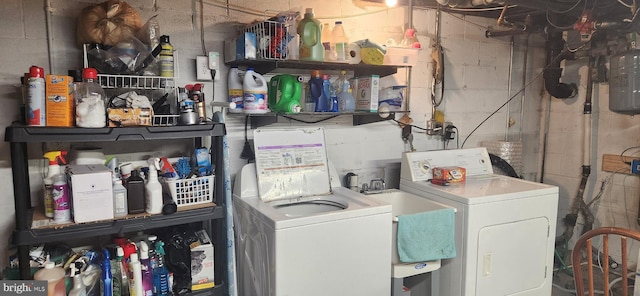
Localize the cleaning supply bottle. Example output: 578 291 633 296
129 253 143 296
317 74 333 112
321 23 333 61
329 86 339 112
113 173 128 218
331 21 349 62
126 170 146 214
338 80 356 112
34 262 66 296
144 166 162 215
152 240 170 296
268 74 302 113
115 246 130 296
43 151 67 218
297 8 323 61
27 65 46 126
159 35 174 78
228 67 244 113
139 241 153 296
69 263 87 296
102 249 114 296
51 174 71 223
74 68 106 128
310 70 325 112
333 70 348 95
243 68 269 114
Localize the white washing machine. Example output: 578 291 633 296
399 148 558 296
233 128 392 296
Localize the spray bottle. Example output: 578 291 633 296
139 241 153 296
102 249 113 296
152 240 170 296
129 253 143 296
145 164 163 215
115 246 130 296
52 173 71 223
43 151 67 218
68 263 87 296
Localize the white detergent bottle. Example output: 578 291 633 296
243 68 269 114
129 253 144 296
145 166 163 214
228 67 244 113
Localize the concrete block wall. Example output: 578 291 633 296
0 0 524 270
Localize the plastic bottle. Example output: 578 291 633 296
334 70 348 95
129 253 144 296
145 166 162 214
126 170 146 214
34 262 65 296
52 174 71 223
310 70 325 112
338 80 356 112
318 74 334 112
27 65 46 126
297 8 324 61
159 35 174 78
332 21 349 62
139 241 153 296
321 23 334 61
228 67 244 113
69 263 87 296
74 68 106 128
152 240 170 296
243 68 269 114
268 74 302 113
42 151 67 218
113 172 128 218
102 249 114 296
115 246 130 296
329 86 339 112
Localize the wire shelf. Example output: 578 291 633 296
243 12 297 60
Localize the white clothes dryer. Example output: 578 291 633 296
399 148 558 296
233 163 392 296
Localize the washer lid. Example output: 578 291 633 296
400 174 558 204
234 187 392 229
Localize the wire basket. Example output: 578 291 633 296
152 115 179 126
165 175 214 207
243 12 297 60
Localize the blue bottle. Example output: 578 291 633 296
152 240 170 296
318 74 333 112
329 87 339 112
310 70 326 112
102 249 113 296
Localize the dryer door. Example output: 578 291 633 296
475 217 550 295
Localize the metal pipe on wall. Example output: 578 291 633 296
45 0 56 73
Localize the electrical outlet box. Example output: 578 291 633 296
632 159 640 174
208 52 220 81
196 56 213 81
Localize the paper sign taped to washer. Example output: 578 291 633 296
253 128 332 201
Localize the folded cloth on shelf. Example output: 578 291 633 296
397 207 456 262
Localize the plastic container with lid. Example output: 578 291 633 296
297 8 324 61
34 262 66 296
243 68 269 114
331 21 349 62
74 68 106 128
321 23 334 61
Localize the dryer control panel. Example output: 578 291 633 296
400 148 493 181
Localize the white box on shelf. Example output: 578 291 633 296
224 32 257 63
383 47 420 66
67 164 114 223
352 75 380 112
190 229 215 290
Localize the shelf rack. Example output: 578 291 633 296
5 123 228 295
226 59 400 77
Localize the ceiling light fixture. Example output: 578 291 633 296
386 0 398 7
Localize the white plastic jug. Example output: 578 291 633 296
243 68 269 114
228 67 244 113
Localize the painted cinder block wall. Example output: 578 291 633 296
0 0 542 271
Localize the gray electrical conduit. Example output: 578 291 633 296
556 57 595 247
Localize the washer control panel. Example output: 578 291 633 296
400 148 493 181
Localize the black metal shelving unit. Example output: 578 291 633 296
5 123 229 296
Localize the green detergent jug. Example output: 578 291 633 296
297 8 324 61
268 74 302 113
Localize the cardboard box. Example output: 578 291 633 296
45 75 74 127
67 164 113 223
224 32 257 63
431 166 466 186
107 108 153 127
190 229 215 290
352 75 380 112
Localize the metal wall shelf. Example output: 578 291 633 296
230 112 396 129
226 59 405 77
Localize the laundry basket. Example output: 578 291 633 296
164 175 214 207
243 12 297 60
